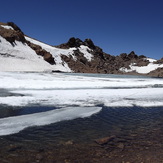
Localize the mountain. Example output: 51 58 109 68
0 22 163 77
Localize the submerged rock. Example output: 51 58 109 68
94 135 116 145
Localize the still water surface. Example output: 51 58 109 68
0 106 163 162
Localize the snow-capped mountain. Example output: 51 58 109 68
0 22 163 77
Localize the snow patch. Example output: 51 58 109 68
0 25 14 30
146 58 157 63
79 45 93 61
0 36 54 72
120 62 163 74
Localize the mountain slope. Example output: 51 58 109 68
0 22 163 77
0 22 72 72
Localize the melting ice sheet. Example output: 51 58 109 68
0 72 163 135
0 72 163 107
0 107 102 136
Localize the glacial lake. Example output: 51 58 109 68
0 72 163 162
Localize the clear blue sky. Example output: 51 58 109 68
1 0 163 59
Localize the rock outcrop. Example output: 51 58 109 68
56 37 97 50
155 58 163 64
0 22 55 65
0 22 25 45
148 68 163 77
59 38 148 74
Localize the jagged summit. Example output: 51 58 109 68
0 22 163 77
56 37 97 50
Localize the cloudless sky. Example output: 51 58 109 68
1 0 163 59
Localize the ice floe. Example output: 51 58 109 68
0 106 102 136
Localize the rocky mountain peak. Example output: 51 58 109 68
56 37 98 50
7 22 24 34
67 37 83 47
0 22 55 65
0 21 25 45
84 38 96 49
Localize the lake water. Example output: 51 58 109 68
0 72 163 162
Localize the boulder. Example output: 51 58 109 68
43 52 55 64
94 136 116 145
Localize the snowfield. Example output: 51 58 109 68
0 36 55 72
120 58 163 74
0 72 163 136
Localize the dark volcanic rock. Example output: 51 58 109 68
56 37 97 50
43 52 55 64
67 37 83 47
84 38 96 49
7 22 24 34
148 68 163 77
128 51 138 59
59 37 149 75
0 23 25 45
116 52 148 69
155 58 163 64
56 37 84 49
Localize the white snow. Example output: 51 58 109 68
0 36 53 72
0 106 102 136
146 58 157 63
79 45 93 61
0 72 163 107
0 72 162 90
120 61 163 74
0 25 14 30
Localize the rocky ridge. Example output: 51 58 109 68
57 38 150 74
0 22 163 77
